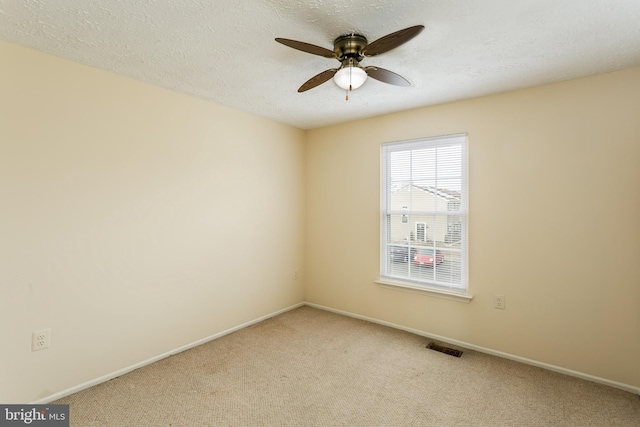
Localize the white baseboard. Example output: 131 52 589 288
32 302 305 404
305 302 640 395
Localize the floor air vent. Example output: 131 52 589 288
427 342 463 357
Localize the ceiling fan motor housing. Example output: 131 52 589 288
333 34 368 62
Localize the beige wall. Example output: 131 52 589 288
305 68 640 389
0 41 306 403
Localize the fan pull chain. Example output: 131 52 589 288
345 65 352 101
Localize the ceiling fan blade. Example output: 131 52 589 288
364 66 411 87
275 38 336 59
362 25 425 56
298 69 338 92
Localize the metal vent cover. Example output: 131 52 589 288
426 342 463 357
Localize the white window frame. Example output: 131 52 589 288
378 134 472 302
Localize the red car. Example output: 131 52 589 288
413 248 444 267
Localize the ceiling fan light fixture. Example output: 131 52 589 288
333 65 367 91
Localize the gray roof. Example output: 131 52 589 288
404 185 461 201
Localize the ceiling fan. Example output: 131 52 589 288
275 25 424 98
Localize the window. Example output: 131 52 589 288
380 134 468 294
415 222 427 241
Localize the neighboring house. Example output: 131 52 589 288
389 185 461 245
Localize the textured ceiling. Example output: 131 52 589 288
1 0 640 129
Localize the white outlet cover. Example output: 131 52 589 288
32 328 51 351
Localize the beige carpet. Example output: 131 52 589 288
55 306 639 426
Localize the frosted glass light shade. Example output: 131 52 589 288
333 66 367 90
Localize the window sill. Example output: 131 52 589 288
375 278 473 303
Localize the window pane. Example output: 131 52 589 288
382 134 467 291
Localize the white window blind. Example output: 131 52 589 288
381 134 468 292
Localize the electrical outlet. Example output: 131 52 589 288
293 270 299 280
494 294 505 310
32 328 51 351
